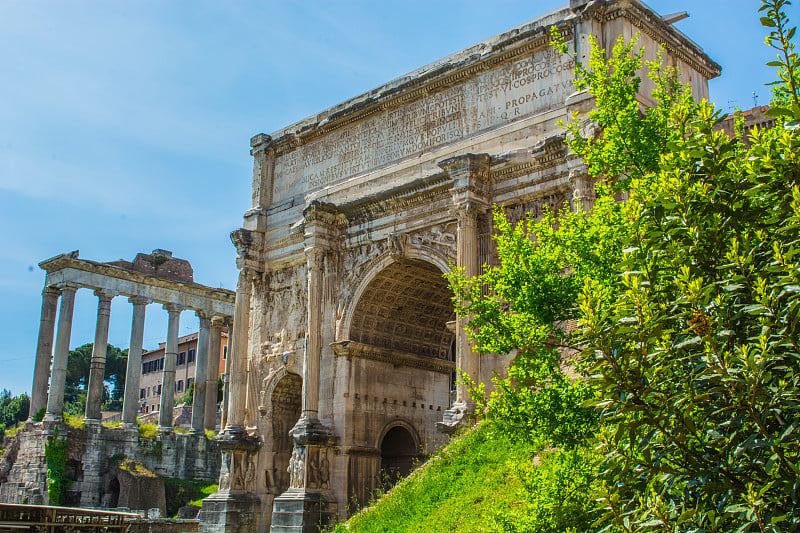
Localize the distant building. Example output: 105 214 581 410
139 329 228 415
716 105 778 145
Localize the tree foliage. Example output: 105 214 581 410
450 1 800 531
0 390 30 431
64 343 128 412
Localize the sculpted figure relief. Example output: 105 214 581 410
288 446 306 489
409 223 457 260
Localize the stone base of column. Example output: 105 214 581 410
270 489 337 533
436 402 475 434
199 492 262 533
268 416 339 533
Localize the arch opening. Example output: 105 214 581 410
348 258 455 359
269 373 302 494
379 426 418 488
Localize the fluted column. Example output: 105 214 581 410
454 202 482 406
302 249 324 422
191 313 211 434
29 286 60 419
436 154 490 432
85 290 114 423
205 316 224 431
121 296 149 428
220 318 233 429
223 270 253 436
44 283 79 422
158 304 183 432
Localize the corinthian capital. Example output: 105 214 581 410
452 200 484 227
306 248 326 272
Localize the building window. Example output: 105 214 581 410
187 378 193 389
223 346 227 359
177 380 183 392
144 405 148 413
140 388 146 399
188 349 195 363
158 358 164 371
157 385 162 395
142 362 147 374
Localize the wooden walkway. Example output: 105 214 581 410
0 503 139 532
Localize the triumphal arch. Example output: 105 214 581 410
199 1 720 531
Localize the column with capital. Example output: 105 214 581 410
270 201 339 533
221 270 253 437
45 283 79 422
85 290 115 423
191 312 211 434
121 296 149 428
204 316 224 431
220 317 233 430
200 228 261 533
437 153 491 432
158 304 183 432
29 286 60 419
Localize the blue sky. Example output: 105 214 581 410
0 0 787 395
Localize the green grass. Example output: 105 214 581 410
188 482 218 507
137 422 158 439
64 413 85 430
331 423 598 533
163 478 218 517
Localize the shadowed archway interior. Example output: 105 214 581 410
270 373 302 495
348 259 455 359
379 426 418 488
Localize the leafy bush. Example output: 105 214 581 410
487 445 599 533
45 428 70 505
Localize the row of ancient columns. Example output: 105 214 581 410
29 284 230 433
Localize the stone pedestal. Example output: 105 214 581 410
200 492 262 533
269 418 338 533
199 430 262 533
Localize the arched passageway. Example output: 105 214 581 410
379 426 418 488
349 259 454 360
269 373 302 494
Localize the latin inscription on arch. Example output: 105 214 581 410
272 47 575 203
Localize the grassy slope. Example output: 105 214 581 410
333 424 538 533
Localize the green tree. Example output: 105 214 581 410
0 390 30 431
64 343 128 413
452 1 800 531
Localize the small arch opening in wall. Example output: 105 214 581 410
379 425 418 489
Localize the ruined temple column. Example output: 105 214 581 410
29 286 60 419
158 304 183 432
121 296 149 428
191 312 211 434
85 290 115 424
222 269 253 437
204 316 224 431
220 317 233 429
44 283 79 422
437 154 490 431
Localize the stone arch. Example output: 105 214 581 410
375 417 421 451
337 246 451 342
339 252 455 359
264 370 302 495
377 419 421 488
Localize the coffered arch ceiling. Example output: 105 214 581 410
348 259 455 360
